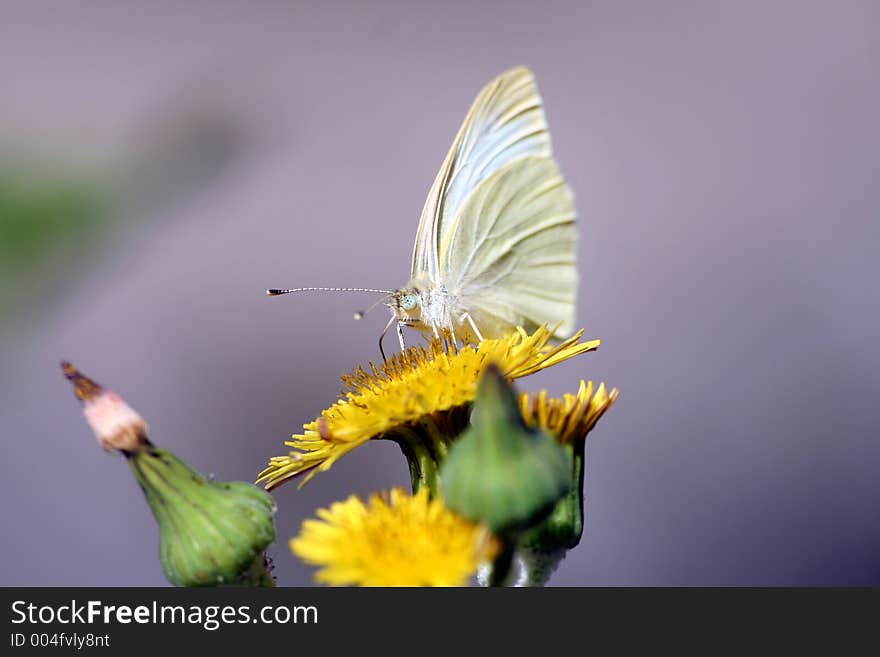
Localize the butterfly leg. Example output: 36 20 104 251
445 322 459 353
379 316 397 363
397 322 407 351
460 312 484 343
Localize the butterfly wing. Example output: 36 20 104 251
411 66 551 282
439 155 577 339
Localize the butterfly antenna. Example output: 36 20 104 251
266 287 395 297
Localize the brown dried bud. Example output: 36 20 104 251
61 361 148 453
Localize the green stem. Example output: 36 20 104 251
386 406 471 497
487 538 516 587
394 426 440 495
516 547 567 587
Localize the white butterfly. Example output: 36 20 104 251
270 67 577 358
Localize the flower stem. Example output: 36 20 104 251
516 547 567 587
487 539 516 587
394 426 440 495
387 406 471 497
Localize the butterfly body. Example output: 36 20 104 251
390 276 482 346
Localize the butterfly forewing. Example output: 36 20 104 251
411 67 552 282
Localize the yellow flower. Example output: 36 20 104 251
258 326 600 490
290 488 498 586
519 380 619 445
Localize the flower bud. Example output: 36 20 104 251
61 361 147 453
128 445 276 586
440 365 570 533
62 361 276 586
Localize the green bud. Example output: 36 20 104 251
440 365 571 533
62 361 277 587
129 445 277 586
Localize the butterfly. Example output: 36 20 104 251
269 66 577 359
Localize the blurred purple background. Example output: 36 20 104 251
1 1 878 586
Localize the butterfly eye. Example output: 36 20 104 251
401 294 418 311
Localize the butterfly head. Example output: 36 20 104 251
390 287 423 325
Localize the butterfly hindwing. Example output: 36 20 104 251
440 155 577 339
